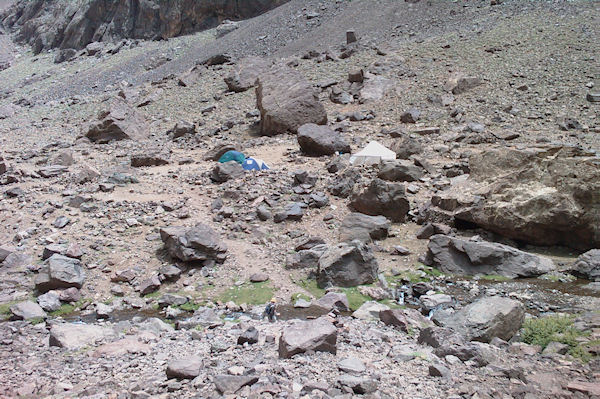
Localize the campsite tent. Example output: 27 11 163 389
349 141 396 165
218 150 245 164
243 157 270 171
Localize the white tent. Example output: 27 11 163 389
349 141 396 165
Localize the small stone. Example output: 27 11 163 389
338 357 366 374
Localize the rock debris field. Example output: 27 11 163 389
0 0 599 398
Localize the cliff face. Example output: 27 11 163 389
1 0 288 53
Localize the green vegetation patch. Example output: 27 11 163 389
217 281 275 306
479 274 511 282
0 301 20 320
522 315 592 361
49 303 76 317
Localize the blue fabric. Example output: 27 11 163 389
243 157 270 171
218 150 245 164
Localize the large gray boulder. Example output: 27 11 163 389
425 146 600 250
160 224 227 263
313 292 350 312
424 235 555 278
297 123 351 156
166 356 203 380
340 213 390 243
176 307 224 330
432 296 525 343
352 301 390 320
85 98 149 143
279 317 337 358
572 249 600 281
35 254 86 293
317 241 378 288
210 161 244 183
214 375 259 394
49 323 116 350
286 244 329 269
10 301 46 320
225 56 271 92
378 159 424 182
350 178 410 223
256 65 327 135
37 291 62 312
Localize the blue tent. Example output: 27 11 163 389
242 157 270 171
218 150 245 164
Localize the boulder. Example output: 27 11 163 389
137 275 161 295
286 244 329 269
85 99 148 143
340 213 390 243
279 317 337 358
390 134 422 160
210 161 244 183
424 235 555 278
166 356 203 380
338 357 366 374
177 307 223 330
352 301 390 320
10 301 46 320
359 76 395 102
446 75 482 94
378 160 424 182
238 326 259 345
418 326 495 366
168 121 196 138
350 178 410 222
224 56 271 92
49 323 116 350
37 291 62 312
130 150 170 167
0 155 6 175
215 19 240 38
256 65 327 135
92 337 151 357
35 254 86 293
0 246 14 262
317 241 379 288
337 375 377 394
160 224 227 263
572 249 600 281
427 146 600 250
379 308 433 332
214 375 259 394
297 123 350 156
313 292 350 312
432 296 525 342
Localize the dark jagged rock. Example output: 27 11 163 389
160 224 228 263
340 213 390 243
572 250 600 281
84 98 148 143
317 241 378 288
256 65 327 135
2 0 289 54
432 296 525 343
424 234 555 278
35 254 86 293
279 317 337 358
297 123 350 156
225 56 271 92
350 178 410 223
